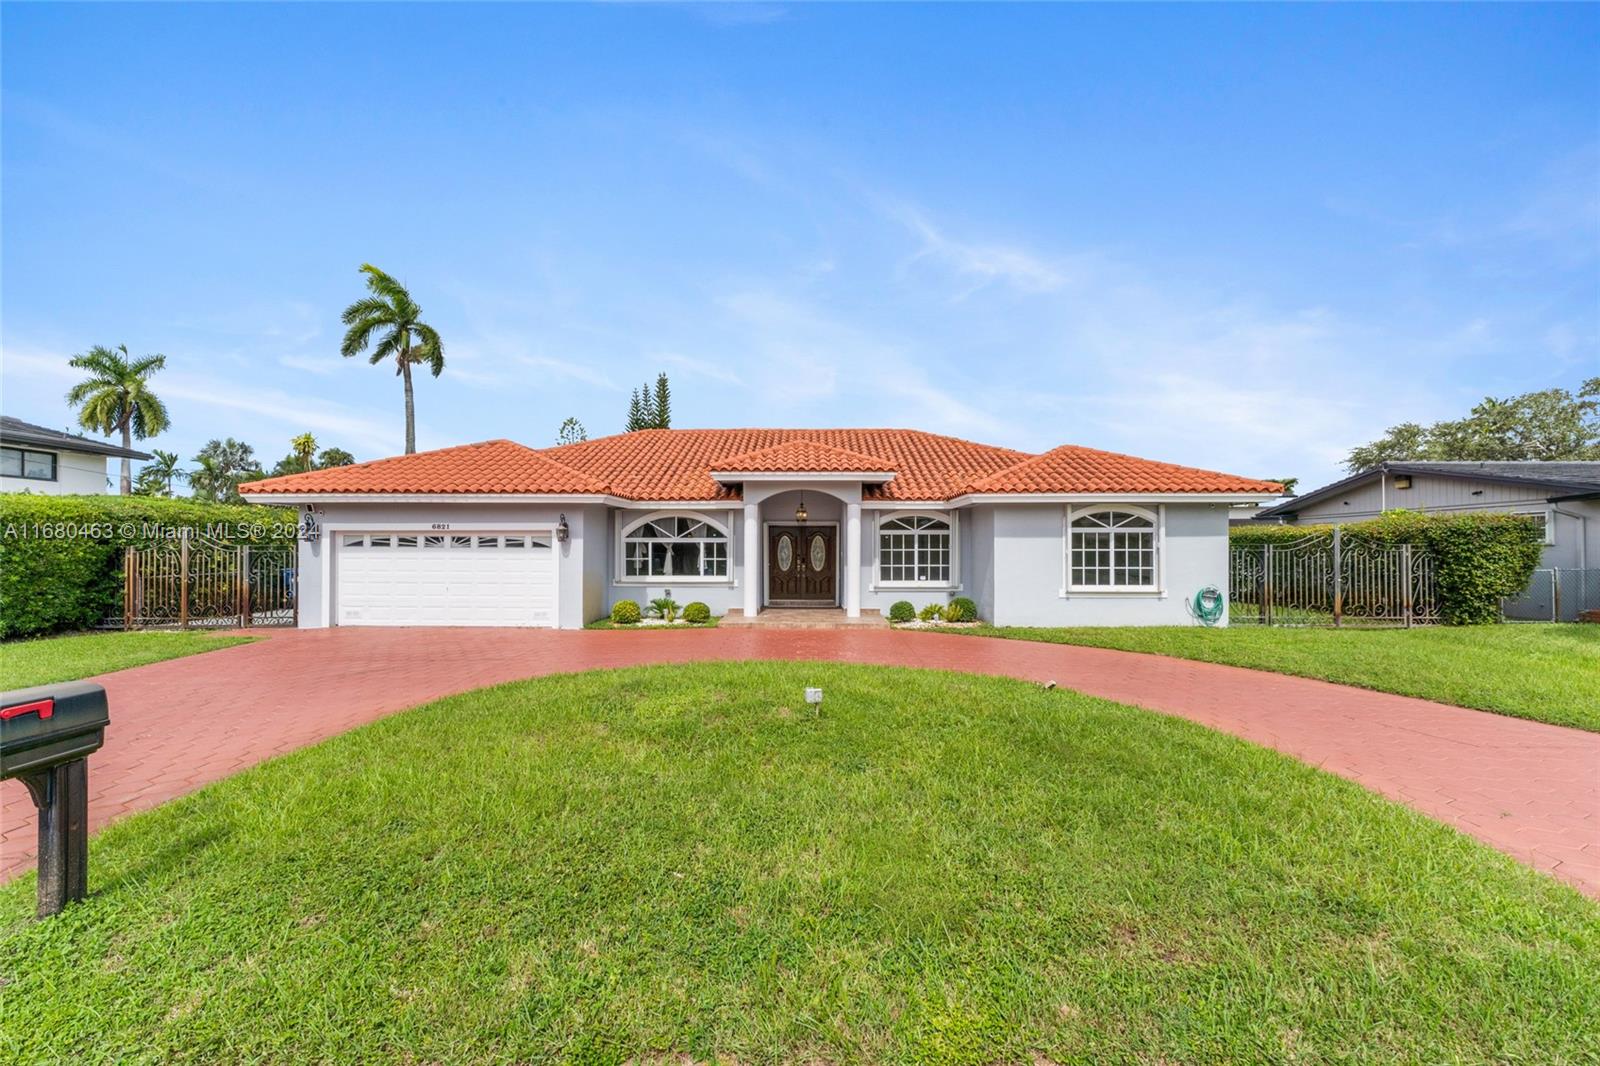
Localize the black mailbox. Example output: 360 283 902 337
1 682 109 918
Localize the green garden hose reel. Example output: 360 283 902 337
1189 586 1226 627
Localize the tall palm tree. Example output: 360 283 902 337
339 264 444 454
291 432 318 472
64 344 170 494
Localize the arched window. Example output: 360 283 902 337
878 513 952 584
622 513 729 578
1069 508 1156 588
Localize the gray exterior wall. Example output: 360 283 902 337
988 502 1231 626
292 495 1241 629
1282 472 1596 571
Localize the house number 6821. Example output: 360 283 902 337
430 523 450 530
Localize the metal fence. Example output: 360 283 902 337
1502 568 1600 623
114 530 296 629
1229 529 1439 627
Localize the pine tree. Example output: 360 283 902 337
557 417 587 445
653 372 672 429
626 389 646 432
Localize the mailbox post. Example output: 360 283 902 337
1 682 109 918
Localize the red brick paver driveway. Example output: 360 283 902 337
4 628 1597 898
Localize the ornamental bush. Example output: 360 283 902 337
888 600 916 623
1231 511 1543 625
610 600 641 625
948 596 979 622
918 603 943 623
682 601 711 624
0 493 296 639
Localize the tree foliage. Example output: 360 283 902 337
557 417 588 445
133 450 186 497
269 443 356 479
340 264 444 454
64 343 170 495
190 438 264 503
626 373 673 431
1345 378 1600 472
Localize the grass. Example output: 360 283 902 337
932 623 1600 733
3 662 1595 1064
0 630 254 688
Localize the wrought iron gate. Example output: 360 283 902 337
1229 529 1439 627
122 530 296 629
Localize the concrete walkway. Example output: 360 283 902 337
3 628 1596 897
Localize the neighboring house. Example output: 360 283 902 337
239 429 1279 629
0 416 152 495
1252 461 1600 574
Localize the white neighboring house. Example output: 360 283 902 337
238 428 1281 630
0 416 152 495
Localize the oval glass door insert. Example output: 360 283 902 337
810 534 827 572
776 534 794 572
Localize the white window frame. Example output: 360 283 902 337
872 509 960 590
1517 508 1556 546
1062 503 1165 596
615 510 734 584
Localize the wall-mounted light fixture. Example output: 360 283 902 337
556 514 570 543
795 497 808 523
1393 475 1413 490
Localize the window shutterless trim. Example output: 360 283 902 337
615 509 734 583
1063 503 1162 594
873 509 959 587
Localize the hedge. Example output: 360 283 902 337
0 494 296 639
1231 511 1544 625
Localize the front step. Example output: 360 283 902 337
721 608 888 630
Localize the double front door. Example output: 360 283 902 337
767 525 836 605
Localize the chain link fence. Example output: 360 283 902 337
1502 568 1600 622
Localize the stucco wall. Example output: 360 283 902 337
988 502 1231 626
602 505 746 619
1 448 112 495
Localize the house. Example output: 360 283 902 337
238 429 1281 629
0 416 152 495
1251 460 1599 573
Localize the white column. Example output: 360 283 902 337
845 501 862 618
742 501 760 617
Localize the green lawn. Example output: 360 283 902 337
0 631 254 688
937 623 1600 733
3 663 1594 1064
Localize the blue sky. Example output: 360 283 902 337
3 3 1596 488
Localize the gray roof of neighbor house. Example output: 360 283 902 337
0 416 153 460
1254 460 1600 519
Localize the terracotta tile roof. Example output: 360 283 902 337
238 430 1279 500
545 429 1028 501
710 439 898 474
239 439 611 496
963 445 1283 495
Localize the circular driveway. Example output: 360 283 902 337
3 627 1596 898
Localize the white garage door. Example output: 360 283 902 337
335 532 555 627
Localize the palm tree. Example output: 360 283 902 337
339 264 443 454
291 432 318 472
143 449 186 496
189 438 262 504
64 344 170 494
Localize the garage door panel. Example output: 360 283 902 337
335 532 555 627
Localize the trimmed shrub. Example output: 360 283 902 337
0 493 295 639
888 600 916 623
610 600 641 625
649 597 679 622
948 596 979 622
918 603 943 622
682 601 711 624
1232 511 1543 625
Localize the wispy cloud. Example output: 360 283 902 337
881 200 1081 296
515 354 622 391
